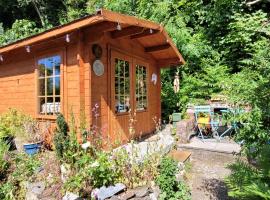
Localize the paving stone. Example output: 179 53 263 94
119 190 135 200
95 183 126 200
62 192 80 200
27 181 45 195
133 186 149 198
109 196 120 200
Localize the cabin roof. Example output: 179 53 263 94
0 9 185 66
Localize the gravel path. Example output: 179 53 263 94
184 149 236 200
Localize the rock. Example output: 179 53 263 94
25 191 39 200
95 183 126 200
133 186 149 198
61 164 71 183
119 190 135 200
62 192 80 200
27 181 45 195
150 186 160 199
149 193 157 200
109 196 120 200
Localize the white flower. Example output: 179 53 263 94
81 141 91 150
90 161 99 168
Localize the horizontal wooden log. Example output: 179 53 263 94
145 44 170 53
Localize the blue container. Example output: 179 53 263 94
23 142 42 155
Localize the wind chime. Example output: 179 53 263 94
173 73 180 93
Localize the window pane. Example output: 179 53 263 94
39 63 46 77
54 56 61 76
46 97 54 115
47 78 53 95
54 97 61 114
115 58 130 113
39 97 46 114
39 78 45 96
55 77 60 95
46 58 53 76
136 65 147 111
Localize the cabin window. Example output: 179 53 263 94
136 65 147 111
38 55 61 115
115 58 130 113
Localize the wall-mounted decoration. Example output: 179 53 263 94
151 73 157 85
173 74 180 93
92 44 103 59
93 59 104 76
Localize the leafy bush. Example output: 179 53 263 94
155 157 191 200
53 114 69 160
0 153 40 199
225 145 270 199
0 140 10 178
0 109 31 138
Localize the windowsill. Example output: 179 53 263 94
36 115 57 120
136 109 148 113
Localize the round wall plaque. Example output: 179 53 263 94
93 59 104 76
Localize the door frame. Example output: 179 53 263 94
108 46 150 139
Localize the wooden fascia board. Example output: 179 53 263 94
99 9 161 30
0 15 104 54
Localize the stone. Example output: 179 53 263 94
27 181 45 195
150 186 160 199
25 191 39 200
134 186 149 198
119 190 135 200
61 164 71 183
149 193 157 200
110 196 120 200
95 183 126 200
62 192 80 200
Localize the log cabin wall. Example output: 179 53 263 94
0 27 162 143
86 30 161 143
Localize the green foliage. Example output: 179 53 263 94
0 153 40 199
0 109 33 138
0 19 42 46
88 152 116 188
53 114 69 160
0 140 9 178
225 145 270 199
155 157 191 200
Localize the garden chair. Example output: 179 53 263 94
194 106 220 141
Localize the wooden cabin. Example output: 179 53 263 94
0 9 184 142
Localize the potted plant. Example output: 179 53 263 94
22 120 43 155
0 123 16 150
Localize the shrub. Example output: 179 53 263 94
0 153 40 199
0 140 10 179
0 109 31 138
88 152 116 188
225 145 270 199
156 157 191 200
53 114 69 160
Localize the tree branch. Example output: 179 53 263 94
246 0 270 6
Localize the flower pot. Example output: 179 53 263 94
23 141 43 155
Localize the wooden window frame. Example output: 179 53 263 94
35 50 64 120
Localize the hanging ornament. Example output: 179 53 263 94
173 74 180 93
